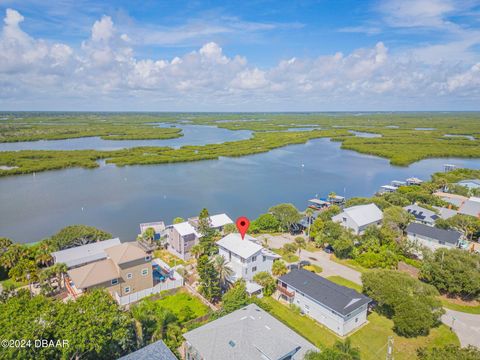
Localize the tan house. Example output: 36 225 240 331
67 242 154 299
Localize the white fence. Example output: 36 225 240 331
115 272 184 306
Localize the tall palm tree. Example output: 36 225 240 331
53 262 68 289
334 339 361 360
0 244 25 269
35 243 53 267
305 208 314 237
213 255 234 290
294 237 306 255
190 244 203 259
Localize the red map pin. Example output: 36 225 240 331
236 216 250 240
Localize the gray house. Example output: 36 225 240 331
183 304 316 360
404 204 439 226
406 223 462 252
118 340 177 360
277 270 371 336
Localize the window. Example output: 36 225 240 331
304 304 309 310
263 256 266 262
355 318 358 323
111 278 118 285
145 255 151 261
124 286 131 294
141 268 149 276
251 255 257 262
252 266 257 272
126 273 133 279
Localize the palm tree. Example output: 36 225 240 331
334 339 361 360
190 244 203 260
261 237 269 248
53 262 68 289
0 237 12 254
142 227 156 245
0 244 25 269
294 237 306 255
35 242 53 267
305 208 314 237
151 308 177 341
213 255 234 290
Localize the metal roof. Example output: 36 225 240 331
406 223 462 244
278 269 371 316
216 233 263 259
333 203 383 228
51 238 121 268
459 198 480 217
183 304 316 360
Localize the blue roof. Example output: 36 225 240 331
118 340 177 360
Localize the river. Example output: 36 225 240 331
0 128 479 243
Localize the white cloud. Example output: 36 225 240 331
1 8 480 110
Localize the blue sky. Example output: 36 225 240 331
1 0 480 111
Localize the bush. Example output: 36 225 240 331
303 264 322 273
250 213 280 233
253 271 276 296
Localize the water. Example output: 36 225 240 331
0 124 252 151
1 137 479 243
443 134 475 141
348 130 382 138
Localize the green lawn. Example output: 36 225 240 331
153 249 186 267
0 278 27 289
151 290 209 318
327 276 362 292
330 255 369 273
271 248 300 263
303 264 323 273
261 297 459 360
440 298 480 314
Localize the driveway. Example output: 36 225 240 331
258 234 362 285
442 309 480 348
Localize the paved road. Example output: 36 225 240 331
258 234 362 285
442 309 480 348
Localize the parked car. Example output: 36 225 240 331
324 244 334 254
287 263 299 271
299 260 311 268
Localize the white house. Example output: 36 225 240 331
277 270 371 336
332 203 383 234
456 179 480 190
216 233 280 282
406 223 462 253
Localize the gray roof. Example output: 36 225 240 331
183 304 316 360
117 340 177 360
459 198 480 217
278 270 371 316
404 204 438 224
432 206 458 220
406 223 462 245
51 238 121 268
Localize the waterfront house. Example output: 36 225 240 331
332 203 383 234
404 204 439 226
406 223 462 252
166 213 233 260
182 303 317 360
66 242 183 305
277 269 371 336
456 179 480 190
458 197 480 218
406 177 423 186
216 233 280 282
51 238 121 269
139 221 165 240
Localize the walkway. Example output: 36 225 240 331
441 309 480 348
258 234 362 285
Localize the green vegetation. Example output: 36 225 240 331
272 247 300 263
420 249 480 300
362 270 443 337
260 297 458 360
268 203 302 231
303 264 323 273
2 112 480 177
440 298 480 314
0 289 136 360
48 224 112 251
327 276 362 292
153 249 186 267
417 345 480 360
252 271 276 296
304 339 361 360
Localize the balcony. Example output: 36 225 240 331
277 284 295 298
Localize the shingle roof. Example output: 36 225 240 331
278 270 371 316
183 304 316 360
406 223 462 245
404 204 438 223
105 242 148 265
51 238 121 268
68 258 118 289
117 340 177 360
216 233 263 259
432 206 458 220
333 203 383 227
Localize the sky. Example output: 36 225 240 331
0 0 480 111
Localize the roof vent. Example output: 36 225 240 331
228 340 236 348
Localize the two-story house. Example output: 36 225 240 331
277 269 371 336
166 213 233 260
215 233 280 282
67 242 154 300
332 203 383 235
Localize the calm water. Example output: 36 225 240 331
0 124 252 151
1 137 479 243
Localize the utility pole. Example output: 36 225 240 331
386 336 394 360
